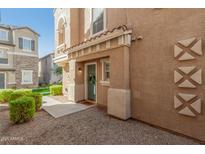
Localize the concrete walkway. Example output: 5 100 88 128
0 103 9 111
42 96 95 118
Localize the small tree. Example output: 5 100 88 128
53 65 62 76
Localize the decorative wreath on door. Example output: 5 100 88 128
89 73 96 84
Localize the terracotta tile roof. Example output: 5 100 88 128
63 25 129 53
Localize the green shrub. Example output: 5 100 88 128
10 91 24 101
10 89 42 111
28 93 42 111
15 89 32 95
50 85 62 96
0 89 14 103
9 96 35 124
10 89 32 101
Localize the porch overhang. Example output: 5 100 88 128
64 25 132 61
53 53 68 65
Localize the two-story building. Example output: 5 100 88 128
0 24 39 89
39 52 62 85
53 9 205 141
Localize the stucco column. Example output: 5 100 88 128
67 59 76 101
61 62 69 96
67 59 85 102
108 46 131 120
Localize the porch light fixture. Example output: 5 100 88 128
78 67 82 73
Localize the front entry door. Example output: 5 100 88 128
0 73 5 89
87 64 96 101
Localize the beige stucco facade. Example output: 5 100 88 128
0 24 39 89
54 8 205 141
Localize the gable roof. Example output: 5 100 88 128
0 24 40 36
39 52 54 60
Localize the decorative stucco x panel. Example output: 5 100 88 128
174 37 202 61
174 93 201 117
174 37 203 117
174 67 202 88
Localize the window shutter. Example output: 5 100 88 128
31 40 35 51
19 38 23 49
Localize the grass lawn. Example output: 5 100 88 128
32 87 50 96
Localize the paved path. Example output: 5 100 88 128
0 104 9 111
42 96 95 118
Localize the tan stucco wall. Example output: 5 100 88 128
89 8 205 140
75 46 129 107
125 9 205 141
70 9 80 46
55 8 205 141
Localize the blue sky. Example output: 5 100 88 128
0 8 54 57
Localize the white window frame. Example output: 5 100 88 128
21 70 33 84
0 72 6 89
22 37 32 52
100 58 110 86
0 29 9 41
90 8 106 37
0 47 9 65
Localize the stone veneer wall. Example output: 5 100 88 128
62 63 69 95
13 55 39 88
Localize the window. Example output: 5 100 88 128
0 29 8 41
19 37 35 51
101 59 110 83
103 62 110 81
92 8 105 35
21 70 33 84
58 28 65 45
0 48 8 64
57 18 66 46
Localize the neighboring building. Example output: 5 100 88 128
39 52 62 85
53 9 205 141
0 24 39 89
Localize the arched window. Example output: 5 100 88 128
57 17 66 46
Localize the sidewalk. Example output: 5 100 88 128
42 96 96 118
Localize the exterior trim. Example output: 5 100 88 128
53 53 68 63
0 47 9 66
68 30 132 54
0 68 16 71
0 42 15 47
100 58 110 85
21 37 33 52
21 70 33 85
8 82 16 85
13 27 40 36
99 80 110 86
56 43 66 50
56 16 67 29
0 24 39 36
7 51 38 57
0 28 9 41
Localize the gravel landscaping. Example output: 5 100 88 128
0 107 201 145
